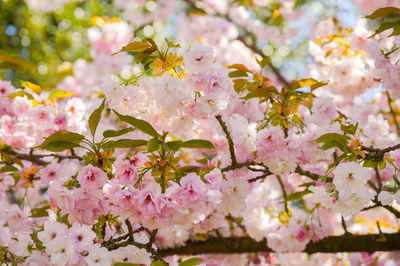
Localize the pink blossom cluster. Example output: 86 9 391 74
0 82 86 148
2 1 400 265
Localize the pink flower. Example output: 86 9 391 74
0 80 16 96
175 173 206 206
114 159 139 186
137 182 161 218
37 221 68 253
77 165 108 189
32 105 55 128
183 41 215 73
68 222 96 251
54 114 68 131
295 228 307 242
12 96 32 117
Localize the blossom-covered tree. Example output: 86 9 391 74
1 0 400 265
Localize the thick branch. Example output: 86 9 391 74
160 233 400 256
0 147 83 166
295 165 321 181
362 144 400 161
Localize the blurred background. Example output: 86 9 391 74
0 0 389 90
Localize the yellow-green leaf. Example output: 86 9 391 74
88 99 105 137
8 90 34 100
103 128 134 138
48 90 74 100
114 110 159 138
147 138 159 152
226 63 252 73
113 42 152 55
293 78 327 92
241 86 278 100
21 80 41 95
179 258 203 266
181 139 215 149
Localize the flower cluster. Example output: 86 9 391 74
1 1 400 265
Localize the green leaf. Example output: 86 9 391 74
147 138 159 152
341 122 358 135
315 133 350 143
36 131 84 151
241 86 278 100
8 90 35 100
114 111 159 138
102 139 147 150
166 140 183 152
365 7 400 19
328 153 348 170
89 99 106 137
318 141 338 150
0 53 30 71
30 205 50 218
179 258 203 266
165 38 181 48
226 63 252 73
181 139 215 149
38 141 80 152
113 41 152 55
47 90 74 100
299 182 316 188
315 133 350 152
389 25 400 36
37 131 84 147
229 69 248 78
255 57 270 68
151 261 166 266
363 159 378 168
0 165 18 173
10 173 20 185
180 165 201 173
103 128 134 138
286 189 312 201
202 152 217 161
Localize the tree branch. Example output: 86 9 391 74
276 175 289 213
362 144 400 161
0 147 83 166
160 233 400 256
215 114 237 167
386 90 400 136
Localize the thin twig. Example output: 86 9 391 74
341 216 350 235
276 175 289 213
215 114 237 166
386 91 400 136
